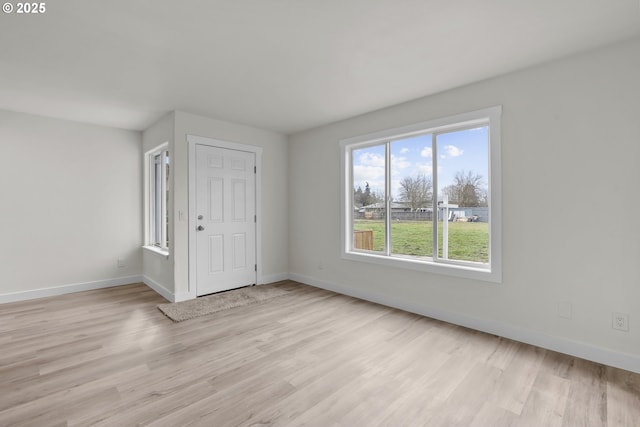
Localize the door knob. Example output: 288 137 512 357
197 225 205 231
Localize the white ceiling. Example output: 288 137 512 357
1 0 639 134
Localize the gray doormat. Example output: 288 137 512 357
158 283 291 322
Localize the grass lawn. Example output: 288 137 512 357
353 219 489 263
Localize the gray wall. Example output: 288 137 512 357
288 38 640 370
0 109 142 295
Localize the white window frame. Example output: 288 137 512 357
340 106 502 283
145 143 169 254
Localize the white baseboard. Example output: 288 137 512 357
0 275 143 304
289 272 640 375
173 292 192 303
142 275 175 302
260 272 290 284
143 272 292 303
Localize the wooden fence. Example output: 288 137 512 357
353 230 374 250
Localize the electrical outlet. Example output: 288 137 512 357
612 312 629 332
117 258 126 268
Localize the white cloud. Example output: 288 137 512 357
420 147 432 158
353 165 385 193
391 154 410 171
400 147 409 154
443 145 463 157
416 163 433 175
358 152 385 167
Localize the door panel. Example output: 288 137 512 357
196 145 256 296
232 233 246 270
208 178 224 222
208 235 224 274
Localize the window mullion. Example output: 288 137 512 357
154 154 162 246
347 148 354 253
161 151 168 249
432 134 438 262
385 141 392 256
149 155 156 246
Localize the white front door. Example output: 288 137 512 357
195 144 256 296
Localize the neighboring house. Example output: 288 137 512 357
357 202 411 219
356 203 488 222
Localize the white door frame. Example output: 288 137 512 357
187 134 263 299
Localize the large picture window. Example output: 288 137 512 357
340 106 502 282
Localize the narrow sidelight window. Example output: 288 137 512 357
148 144 170 250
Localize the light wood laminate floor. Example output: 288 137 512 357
1 281 638 427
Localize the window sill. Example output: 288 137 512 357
342 251 501 283
142 245 169 259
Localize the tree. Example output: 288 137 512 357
398 174 432 211
354 185 364 207
354 182 383 207
363 182 373 206
370 189 384 204
442 170 486 207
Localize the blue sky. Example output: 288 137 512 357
353 126 488 200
